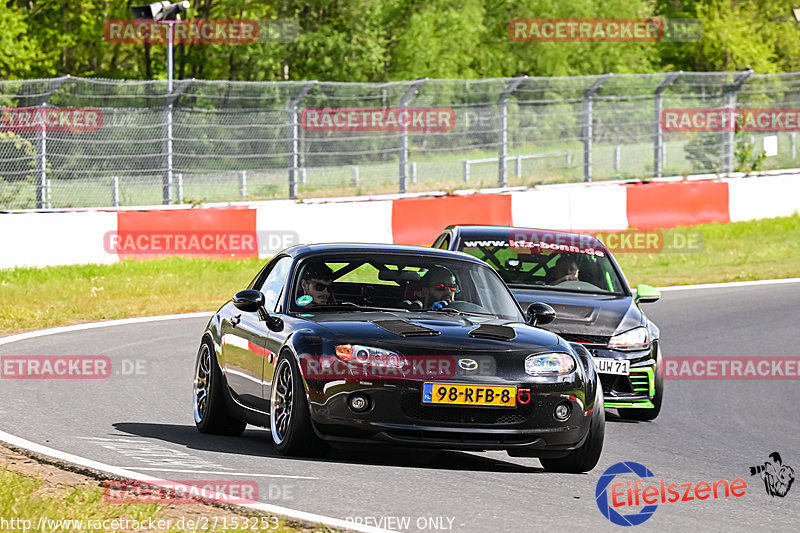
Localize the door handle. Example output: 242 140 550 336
231 314 241 327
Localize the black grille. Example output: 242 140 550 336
400 396 532 425
599 374 634 394
559 333 610 345
599 373 618 393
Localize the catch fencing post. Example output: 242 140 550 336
112 176 119 207
240 170 247 197
516 155 522 178
162 78 192 205
498 77 526 187
614 146 620 171
35 103 48 209
34 76 68 209
463 160 470 182
653 72 680 179
288 81 316 199
351 165 359 186
583 74 610 182
723 69 753 173
398 79 427 194
410 162 417 184
792 132 797 159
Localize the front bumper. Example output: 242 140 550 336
305 379 595 454
586 345 658 409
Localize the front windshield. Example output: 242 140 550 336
290 253 522 320
457 234 627 295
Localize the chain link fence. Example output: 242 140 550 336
2 72 800 209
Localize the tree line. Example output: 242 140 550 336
2 0 800 82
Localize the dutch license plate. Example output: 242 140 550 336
422 383 516 407
596 358 630 375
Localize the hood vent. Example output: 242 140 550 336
373 319 440 337
468 324 517 341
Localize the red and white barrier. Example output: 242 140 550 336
1 171 798 269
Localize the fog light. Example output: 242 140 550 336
554 402 572 421
349 394 370 412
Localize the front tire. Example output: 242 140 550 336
270 352 327 457
193 338 247 436
539 384 605 473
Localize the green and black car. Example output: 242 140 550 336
433 225 663 421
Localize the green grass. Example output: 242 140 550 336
615 214 800 287
0 468 160 530
0 466 330 532
1 214 799 335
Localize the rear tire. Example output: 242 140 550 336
539 384 605 473
618 363 663 421
270 352 327 457
193 338 247 436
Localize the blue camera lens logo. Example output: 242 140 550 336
596 461 658 526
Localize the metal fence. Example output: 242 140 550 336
2 71 800 209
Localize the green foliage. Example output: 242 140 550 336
0 132 36 207
3 0 800 81
734 134 767 173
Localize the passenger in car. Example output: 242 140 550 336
421 265 458 309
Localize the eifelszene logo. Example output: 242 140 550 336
749 452 795 497
595 461 748 526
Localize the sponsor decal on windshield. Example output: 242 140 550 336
462 231 606 256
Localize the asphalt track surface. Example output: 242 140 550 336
1 281 799 532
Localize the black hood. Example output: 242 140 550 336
511 288 643 337
295 310 562 352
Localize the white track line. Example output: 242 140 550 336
117 467 318 479
0 430 395 533
0 311 213 345
658 277 800 291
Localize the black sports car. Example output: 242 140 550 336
433 226 663 421
193 243 605 472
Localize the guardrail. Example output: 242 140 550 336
463 152 572 182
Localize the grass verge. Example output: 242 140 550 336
0 445 330 532
1 214 798 335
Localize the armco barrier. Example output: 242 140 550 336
1 172 799 269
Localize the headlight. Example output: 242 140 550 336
335 345 405 368
525 353 575 375
608 326 650 351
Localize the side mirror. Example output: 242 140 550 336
526 302 556 327
635 284 661 303
232 289 265 312
233 290 284 331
